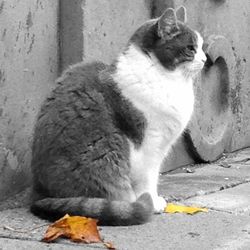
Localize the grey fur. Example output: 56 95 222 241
31 62 153 225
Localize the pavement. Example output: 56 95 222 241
0 148 250 250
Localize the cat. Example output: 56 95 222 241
30 6 206 226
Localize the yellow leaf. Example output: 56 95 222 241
164 203 208 214
42 214 102 244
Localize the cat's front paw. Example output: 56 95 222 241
152 196 167 214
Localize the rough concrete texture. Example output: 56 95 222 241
186 182 250 214
154 0 250 169
0 0 250 210
0 238 82 250
173 0 250 159
0 0 59 200
0 148 250 249
187 35 235 162
1 209 250 250
59 0 151 70
159 148 250 201
82 0 151 64
161 136 195 172
59 0 84 72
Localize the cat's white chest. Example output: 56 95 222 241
113 44 194 174
132 75 194 157
113 44 195 201
113 44 194 145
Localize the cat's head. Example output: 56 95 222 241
130 6 206 77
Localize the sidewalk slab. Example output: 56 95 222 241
0 210 250 250
0 238 88 250
185 182 250 213
0 148 250 249
158 148 250 201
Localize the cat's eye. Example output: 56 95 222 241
187 45 196 52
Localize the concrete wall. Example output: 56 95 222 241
174 0 250 161
82 0 151 64
0 0 59 201
0 0 152 202
60 0 151 70
59 0 83 72
154 0 250 170
1 0 250 201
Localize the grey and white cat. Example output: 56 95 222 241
31 7 206 226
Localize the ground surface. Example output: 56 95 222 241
0 148 250 250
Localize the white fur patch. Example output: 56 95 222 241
194 32 207 66
112 40 203 209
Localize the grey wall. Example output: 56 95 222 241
0 0 250 202
0 0 59 201
0 0 152 202
174 0 250 161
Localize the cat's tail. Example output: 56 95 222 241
30 193 154 226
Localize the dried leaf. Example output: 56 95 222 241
42 214 102 244
164 203 208 214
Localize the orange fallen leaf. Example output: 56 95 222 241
42 214 102 244
164 203 208 214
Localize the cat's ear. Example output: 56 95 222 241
157 8 180 40
176 6 187 23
